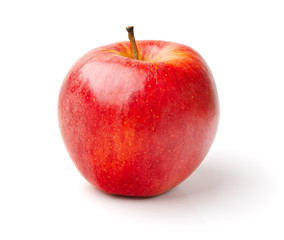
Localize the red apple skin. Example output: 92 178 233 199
58 40 219 197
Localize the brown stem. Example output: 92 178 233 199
126 26 139 60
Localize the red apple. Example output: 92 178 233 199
58 27 219 197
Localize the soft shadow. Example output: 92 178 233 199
167 159 235 199
162 151 259 200
82 150 271 221
84 151 241 200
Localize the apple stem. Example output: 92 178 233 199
126 26 139 60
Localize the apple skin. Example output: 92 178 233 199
58 40 219 197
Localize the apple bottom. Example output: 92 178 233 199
62 109 217 197
82 153 206 197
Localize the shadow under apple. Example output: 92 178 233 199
82 150 272 223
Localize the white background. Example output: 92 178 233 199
0 0 283 239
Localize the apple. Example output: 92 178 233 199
58 26 219 197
